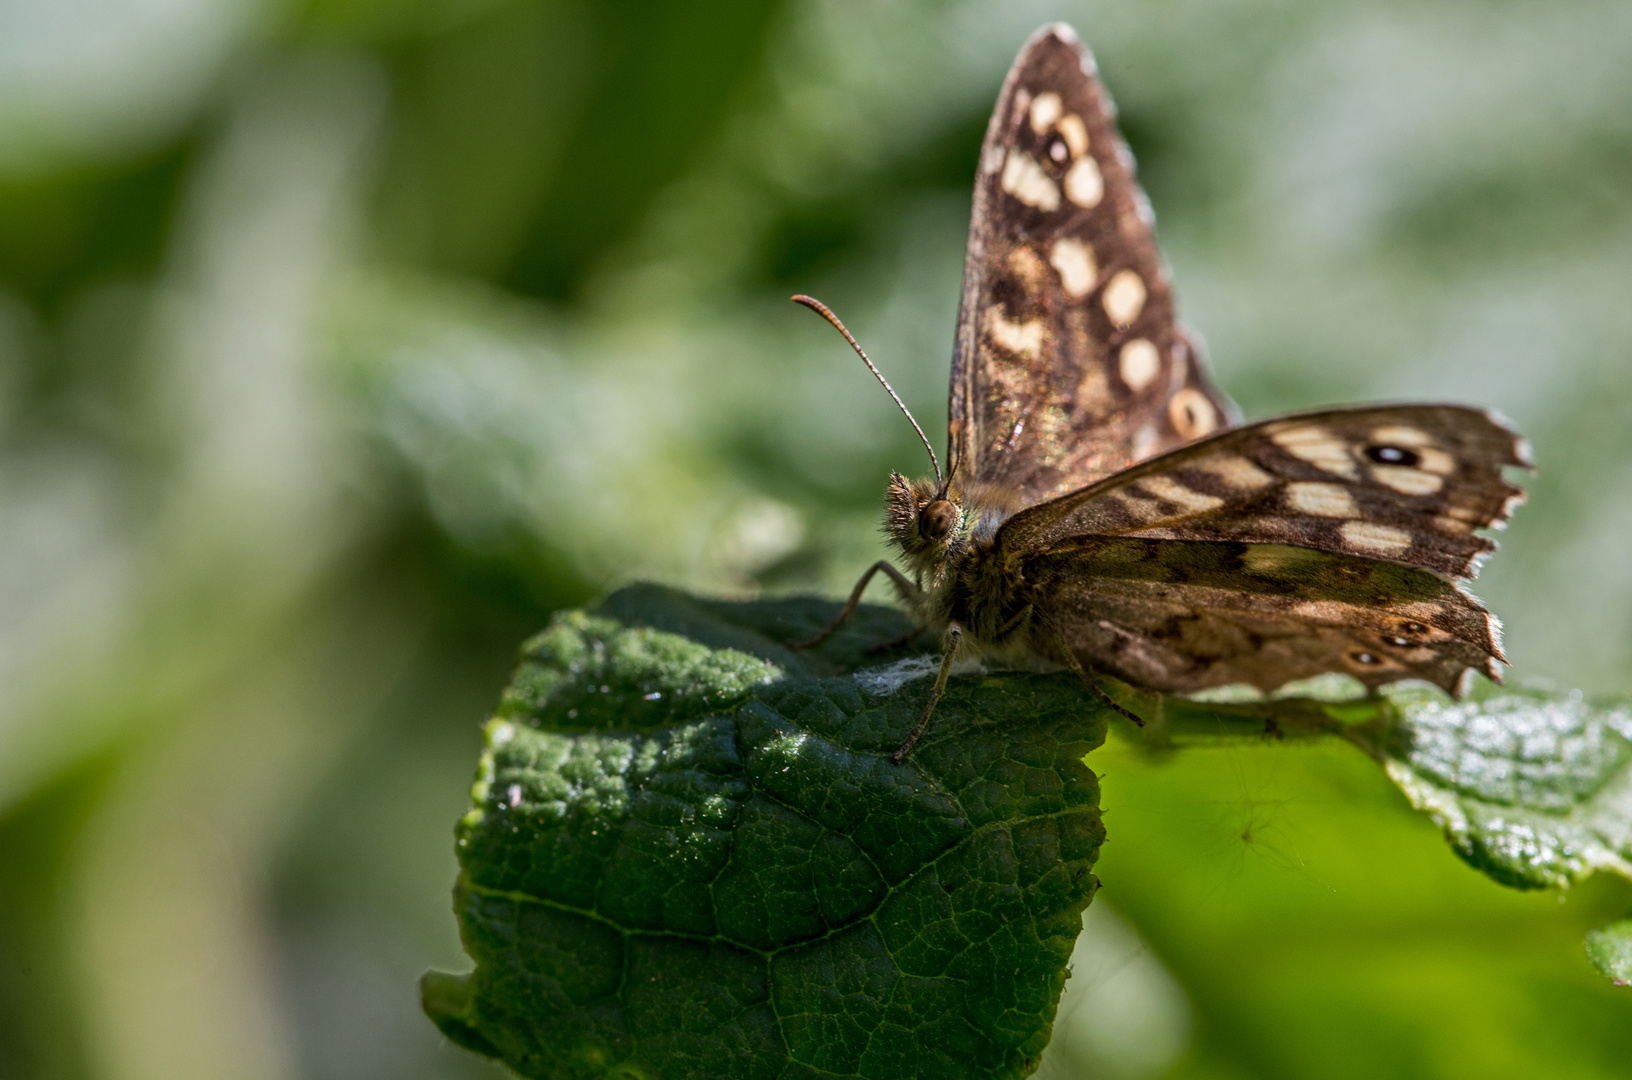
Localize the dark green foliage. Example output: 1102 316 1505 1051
426 586 1108 1079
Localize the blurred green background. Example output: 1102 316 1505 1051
2 0 1630 1077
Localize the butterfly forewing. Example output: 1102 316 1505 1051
999 404 1530 581
948 24 1236 505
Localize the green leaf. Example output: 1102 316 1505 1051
1585 921 1632 986
1350 684 1632 891
425 584 1632 1071
424 585 1114 1080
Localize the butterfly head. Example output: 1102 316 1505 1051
884 472 965 564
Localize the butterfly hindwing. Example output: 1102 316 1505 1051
948 24 1237 505
997 404 1530 581
1025 537 1504 695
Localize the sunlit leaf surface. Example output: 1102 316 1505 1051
1586 921 1632 986
1363 686 1632 891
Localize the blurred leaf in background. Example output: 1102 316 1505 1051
0 1 1629 1079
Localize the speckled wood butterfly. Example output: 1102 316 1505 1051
794 24 1530 760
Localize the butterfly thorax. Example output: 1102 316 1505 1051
884 471 1035 649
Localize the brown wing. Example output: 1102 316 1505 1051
1025 538 1504 696
948 24 1237 506
997 404 1530 581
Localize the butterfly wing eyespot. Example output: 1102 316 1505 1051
1365 445 1422 466
1168 388 1218 440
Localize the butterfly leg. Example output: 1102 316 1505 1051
1043 622 1146 727
788 560 919 650
891 624 963 763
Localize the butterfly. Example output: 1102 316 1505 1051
792 23 1530 761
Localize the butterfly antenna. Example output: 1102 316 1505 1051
938 451 960 501
792 294 943 488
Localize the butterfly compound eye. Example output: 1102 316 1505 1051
919 500 957 542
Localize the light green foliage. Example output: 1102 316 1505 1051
1586 921 1632 985
1353 685 1632 995
1361 686 1632 891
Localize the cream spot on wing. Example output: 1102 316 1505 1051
1433 514 1473 535
1243 546 1292 572
1417 447 1456 476
1341 520 1412 556
1292 599 1342 621
1049 237 1096 298
1029 91 1063 134
985 309 1044 359
1169 388 1217 439
1064 156 1103 208
1118 339 1161 392
1371 465 1444 495
982 142 1007 175
1102 270 1147 328
1007 244 1048 289
1106 489 1160 523
1001 151 1060 211
1057 113 1088 157
1139 474 1224 512
1075 362 1110 417
1286 481 1359 518
1370 424 1432 448
1242 544 1322 573
1194 454 1274 490
1271 425 1358 479
1131 424 1160 461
